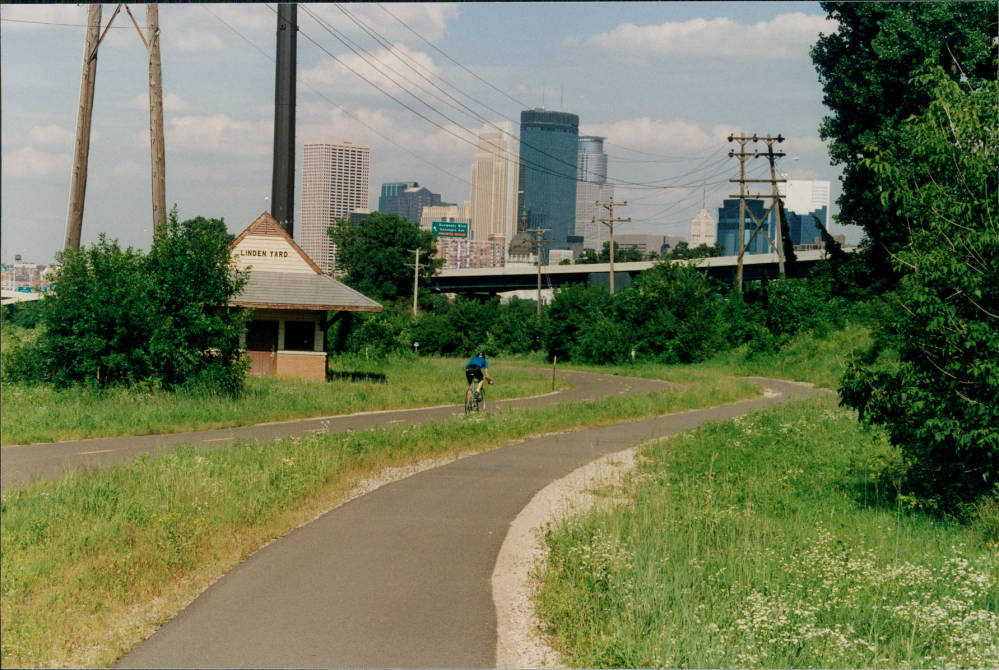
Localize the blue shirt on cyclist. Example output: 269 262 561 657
465 352 493 389
466 354 488 369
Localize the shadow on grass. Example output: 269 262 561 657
327 370 388 383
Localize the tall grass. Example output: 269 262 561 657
534 396 999 668
0 372 757 668
0 355 556 445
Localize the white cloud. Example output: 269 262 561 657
299 3 459 45
0 4 87 31
300 44 441 101
167 28 224 53
121 92 195 113
571 12 831 62
3 146 71 177
582 118 733 154
165 114 271 156
27 125 76 149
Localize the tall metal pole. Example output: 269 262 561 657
147 4 167 236
272 3 297 235
65 4 102 251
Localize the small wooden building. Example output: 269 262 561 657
230 212 381 381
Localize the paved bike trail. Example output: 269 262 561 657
1 370 670 490
115 377 825 669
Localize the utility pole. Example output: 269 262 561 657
410 248 421 315
65 4 102 251
594 198 630 294
147 4 167 236
728 134 786 291
526 227 553 316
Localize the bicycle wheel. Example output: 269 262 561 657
465 385 475 414
477 386 485 411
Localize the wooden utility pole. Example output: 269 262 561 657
411 248 421 315
728 134 786 291
526 227 553 316
594 198 630 294
147 4 167 236
65 3 102 251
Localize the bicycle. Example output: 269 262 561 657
465 380 485 414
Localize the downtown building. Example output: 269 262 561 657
783 180 831 248
378 182 451 225
575 136 615 253
716 199 776 256
299 137 370 273
516 109 579 263
469 121 519 260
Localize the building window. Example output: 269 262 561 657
285 320 316 351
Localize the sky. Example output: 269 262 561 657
1 2 859 266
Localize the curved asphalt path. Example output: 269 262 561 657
1 370 670 490
112 376 827 669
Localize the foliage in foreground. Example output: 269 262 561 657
535 397 999 669
810 0 996 287
840 68 999 511
2 211 249 395
0 356 553 445
0 373 755 668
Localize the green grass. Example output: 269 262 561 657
0 369 757 668
0 355 559 445
534 396 999 668
696 322 873 389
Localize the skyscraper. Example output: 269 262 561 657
575 136 614 252
784 180 831 247
716 199 775 256
691 189 717 248
300 137 370 273
469 122 519 251
378 182 450 224
517 109 579 262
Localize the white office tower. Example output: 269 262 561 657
469 122 519 255
300 137 371 273
784 180 831 216
576 136 614 251
784 180 831 246
690 208 717 247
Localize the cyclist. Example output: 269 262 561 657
465 351 493 401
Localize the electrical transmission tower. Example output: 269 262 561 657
66 4 167 251
728 133 786 291
594 198 630 294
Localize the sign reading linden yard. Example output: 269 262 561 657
431 220 469 238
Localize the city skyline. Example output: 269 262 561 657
1 3 855 265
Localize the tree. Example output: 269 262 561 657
329 212 442 302
3 209 249 393
839 67 998 512
575 249 598 264
810 2 996 286
597 241 643 263
615 262 726 364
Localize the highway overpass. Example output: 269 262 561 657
428 248 835 297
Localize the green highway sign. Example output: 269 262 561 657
431 220 469 238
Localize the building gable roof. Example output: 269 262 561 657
230 212 382 313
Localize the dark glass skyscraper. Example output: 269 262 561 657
378 182 450 225
517 109 579 262
716 199 776 256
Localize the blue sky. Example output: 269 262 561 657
1 2 856 265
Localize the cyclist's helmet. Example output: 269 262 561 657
476 351 485 358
